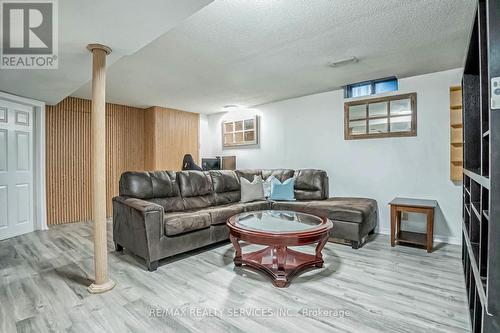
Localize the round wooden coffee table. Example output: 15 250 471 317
227 210 333 287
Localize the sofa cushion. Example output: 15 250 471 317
305 197 377 223
262 169 294 182
164 211 211 236
148 197 184 213
210 170 240 193
119 171 179 199
150 171 180 197
182 195 215 210
178 171 213 197
214 191 241 206
236 169 263 182
294 169 328 200
119 171 153 199
271 201 311 213
242 200 271 212
211 171 241 204
206 203 245 225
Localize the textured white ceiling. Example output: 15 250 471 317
72 0 477 113
0 0 213 104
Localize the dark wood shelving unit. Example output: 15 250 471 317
461 1 500 332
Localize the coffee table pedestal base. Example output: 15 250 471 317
234 246 324 288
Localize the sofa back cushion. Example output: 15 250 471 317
119 171 179 199
262 169 294 182
293 169 329 200
177 170 215 210
178 171 213 197
236 169 263 182
182 195 216 210
210 170 240 192
210 170 241 205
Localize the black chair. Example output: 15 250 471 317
181 154 203 171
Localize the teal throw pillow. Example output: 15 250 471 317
269 177 295 201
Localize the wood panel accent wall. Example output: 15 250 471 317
144 106 199 170
46 97 145 225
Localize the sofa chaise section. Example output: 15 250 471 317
272 197 377 249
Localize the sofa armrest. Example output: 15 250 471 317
114 196 164 214
112 196 164 264
323 175 329 199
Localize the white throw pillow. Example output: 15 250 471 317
240 176 265 203
263 176 274 198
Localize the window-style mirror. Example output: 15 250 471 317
344 93 417 140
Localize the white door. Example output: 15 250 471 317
0 99 34 240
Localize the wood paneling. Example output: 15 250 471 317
46 97 144 225
144 106 199 170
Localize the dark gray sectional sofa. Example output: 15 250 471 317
113 169 377 271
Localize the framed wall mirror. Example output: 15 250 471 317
222 115 259 148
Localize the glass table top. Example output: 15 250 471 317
233 210 324 233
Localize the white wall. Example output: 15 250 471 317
200 68 463 244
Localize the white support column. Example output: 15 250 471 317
87 43 115 294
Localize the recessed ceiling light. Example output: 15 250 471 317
328 56 358 68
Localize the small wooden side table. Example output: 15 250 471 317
389 198 438 253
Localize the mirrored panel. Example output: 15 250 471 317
234 121 243 131
390 98 412 116
368 102 388 118
349 120 366 135
244 130 255 141
234 132 244 143
224 122 234 133
348 105 366 120
390 115 412 132
224 133 233 145
244 119 254 130
369 118 388 134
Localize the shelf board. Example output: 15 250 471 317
451 123 463 128
483 130 490 138
451 142 463 146
483 210 489 221
471 242 479 263
471 202 481 220
481 277 487 293
396 231 427 246
451 160 463 164
463 169 490 190
462 221 488 313
450 105 463 110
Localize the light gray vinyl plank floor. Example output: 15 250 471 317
0 220 471 333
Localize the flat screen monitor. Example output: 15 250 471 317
202 158 220 171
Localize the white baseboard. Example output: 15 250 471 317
376 228 461 245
